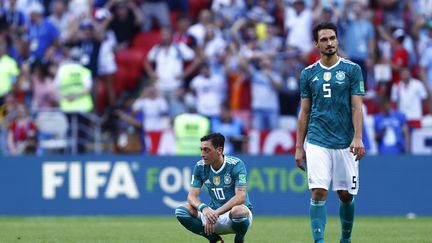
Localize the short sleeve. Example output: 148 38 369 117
132 99 143 112
300 69 311 98
191 164 203 188
178 43 195 61
147 46 157 62
351 64 365 95
234 161 247 187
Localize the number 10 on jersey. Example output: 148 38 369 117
211 188 226 200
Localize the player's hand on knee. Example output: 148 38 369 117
295 147 306 171
203 207 218 224
204 221 215 235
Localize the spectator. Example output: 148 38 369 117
391 67 428 129
68 0 91 18
25 60 58 110
246 3 274 41
258 23 283 56
189 62 226 118
112 100 144 154
224 42 251 111
376 28 409 99
3 0 26 38
65 18 102 79
173 108 210 155
144 27 198 113
0 93 17 124
420 21 432 100
48 0 73 43
27 2 59 61
132 85 170 132
212 0 247 35
54 47 93 153
94 8 117 107
54 47 93 113
374 98 410 154
341 2 375 90
141 0 171 32
390 29 409 85
211 102 246 154
187 9 214 48
202 24 227 76
244 56 282 130
283 0 313 60
7 103 37 155
0 40 19 104
108 0 141 50
172 14 195 47
277 55 302 117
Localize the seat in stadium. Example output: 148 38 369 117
131 31 161 57
35 111 69 153
114 48 146 94
188 0 211 20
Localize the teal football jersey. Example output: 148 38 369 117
191 156 252 210
300 58 365 149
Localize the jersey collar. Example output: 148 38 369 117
318 56 341 70
211 155 226 174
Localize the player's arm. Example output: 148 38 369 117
187 165 206 211
295 98 311 171
187 187 202 210
214 186 247 216
350 95 365 161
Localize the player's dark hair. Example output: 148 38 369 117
201 133 225 148
312 22 338 42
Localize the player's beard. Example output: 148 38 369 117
322 47 337 57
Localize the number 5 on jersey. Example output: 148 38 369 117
323 83 331 98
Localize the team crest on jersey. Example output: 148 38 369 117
323 72 331 82
213 176 221 186
224 174 232 185
336 70 345 81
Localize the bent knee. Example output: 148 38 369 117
175 203 197 217
230 205 249 218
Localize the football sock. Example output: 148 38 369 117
339 198 355 243
231 215 250 242
310 199 327 243
175 206 220 242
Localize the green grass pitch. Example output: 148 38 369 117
0 216 431 242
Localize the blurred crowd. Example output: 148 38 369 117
1 0 432 156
